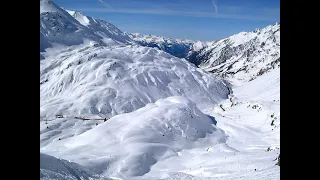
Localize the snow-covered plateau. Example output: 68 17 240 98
40 0 280 179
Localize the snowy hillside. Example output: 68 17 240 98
128 33 194 58
40 0 230 120
40 153 112 179
41 96 227 178
40 1 279 179
40 43 230 119
128 23 280 85
187 23 280 83
66 10 132 44
40 71 280 179
40 0 132 54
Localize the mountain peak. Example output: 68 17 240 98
40 3 134 53
40 0 64 14
65 9 90 26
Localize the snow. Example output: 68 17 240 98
191 41 211 52
128 33 194 58
40 153 111 179
40 0 132 53
228 24 279 47
40 44 230 119
66 10 132 44
129 33 193 45
40 0 64 14
41 96 226 178
41 69 280 179
141 68 280 180
40 0 103 52
66 10 90 26
188 23 280 84
234 68 280 101
41 0 231 120
40 1 279 179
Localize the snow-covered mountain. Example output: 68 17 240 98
40 0 132 54
128 33 194 58
40 44 230 119
128 23 280 85
186 23 280 83
40 1 279 179
40 0 230 120
66 10 132 44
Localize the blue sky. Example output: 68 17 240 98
53 0 280 41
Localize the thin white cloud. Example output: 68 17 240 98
74 8 278 22
212 0 218 14
98 0 113 9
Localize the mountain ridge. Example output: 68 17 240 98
40 0 133 54
127 33 194 58
187 23 280 83
127 23 280 84
40 0 230 119
40 1 280 179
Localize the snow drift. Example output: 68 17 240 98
41 96 227 178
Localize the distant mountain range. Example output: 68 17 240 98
128 23 280 84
